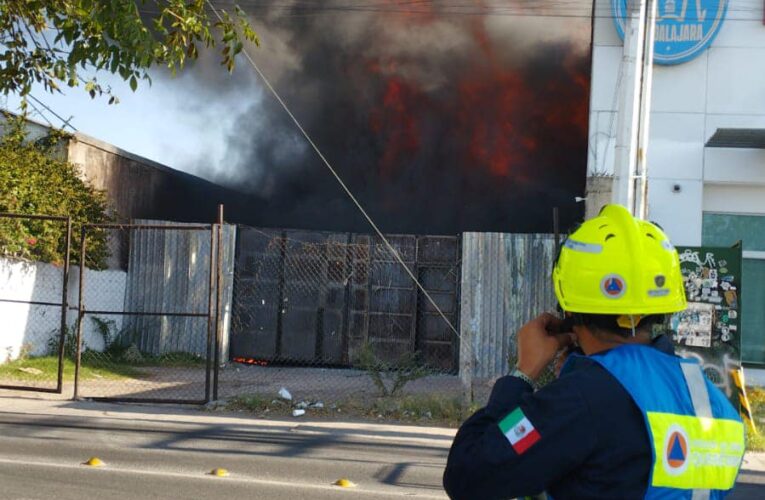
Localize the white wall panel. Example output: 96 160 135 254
590 46 624 111
704 184 765 214
648 179 704 246
652 56 709 113
704 148 765 184
714 0 765 48
707 48 765 115
649 112 706 179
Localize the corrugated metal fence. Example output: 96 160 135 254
123 220 236 358
460 233 558 383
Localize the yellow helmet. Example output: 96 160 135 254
553 204 687 315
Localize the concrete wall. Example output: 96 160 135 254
66 133 255 227
0 257 126 363
67 134 185 223
1 258 66 362
588 0 765 244
5 112 261 232
584 175 613 219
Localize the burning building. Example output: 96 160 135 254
186 1 593 235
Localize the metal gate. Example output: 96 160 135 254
0 213 71 394
230 227 461 372
72 220 233 404
348 235 460 371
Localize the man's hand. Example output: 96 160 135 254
516 313 576 381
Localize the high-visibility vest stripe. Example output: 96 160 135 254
680 363 712 418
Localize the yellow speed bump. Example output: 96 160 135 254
209 468 230 477
333 478 356 488
83 457 105 467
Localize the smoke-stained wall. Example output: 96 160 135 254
183 1 593 234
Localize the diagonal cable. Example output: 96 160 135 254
206 0 462 341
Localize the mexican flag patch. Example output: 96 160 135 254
499 408 541 454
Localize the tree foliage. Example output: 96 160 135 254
0 1 259 103
0 112 112 267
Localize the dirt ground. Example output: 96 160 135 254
2 363 470 404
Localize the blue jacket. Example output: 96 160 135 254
444 336 695 499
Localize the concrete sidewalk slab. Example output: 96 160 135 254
0 392 457 447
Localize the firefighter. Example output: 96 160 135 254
443 204 745 499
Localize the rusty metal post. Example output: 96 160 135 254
274 230 287 359
204 220 216 403
340 233 353 364
213 205 224 401
73 226 87 400
56 217 72 394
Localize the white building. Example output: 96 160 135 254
588 0 765 365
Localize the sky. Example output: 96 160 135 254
5 61 259 181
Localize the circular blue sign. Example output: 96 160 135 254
611 0 729 65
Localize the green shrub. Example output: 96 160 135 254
46 323 79 359
357 343 431 397
0 112 113 268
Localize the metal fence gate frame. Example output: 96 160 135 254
348 233 462 372
72 219 224 404
229 227 462 372
0 212 72 394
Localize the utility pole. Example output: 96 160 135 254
612 0 658 219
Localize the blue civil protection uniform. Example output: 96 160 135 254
443 336 744 499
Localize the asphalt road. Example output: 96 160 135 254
1 408 764 499
0 411 450 500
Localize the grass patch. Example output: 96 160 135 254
137 352 207 368
0 349 207 384
226 394 278 413
746 386 765 452
227 387 765 435
224 393 478 427
363 395 472 426
0 356 141 382
93 349 207 368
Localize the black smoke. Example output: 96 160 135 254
181 1 593 235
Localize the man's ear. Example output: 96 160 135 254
571 324 587 343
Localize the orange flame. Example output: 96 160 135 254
363 8 589 184
233 357 270 366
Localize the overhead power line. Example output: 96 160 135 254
27 94 77 132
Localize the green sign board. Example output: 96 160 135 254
667 244 742 408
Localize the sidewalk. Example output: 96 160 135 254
0 390 457 448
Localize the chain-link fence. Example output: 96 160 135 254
72 221 233 404
221 227 465 421
0 212 71 393
0 209 562 420
220 228 561 423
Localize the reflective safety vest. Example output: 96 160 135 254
589 344 745 499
